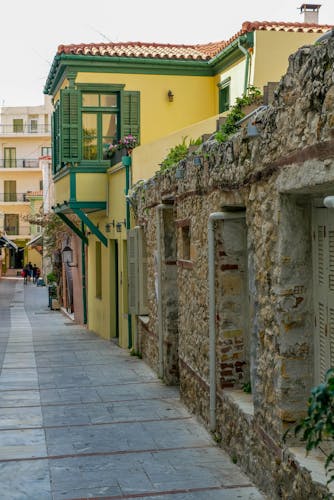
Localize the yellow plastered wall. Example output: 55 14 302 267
76 72 216 145
26 247 42 269
108 167 126 222
87 234 110 340
86 230 129 347
54 176 70 204
76 173 107 201
253 30 323 91
132 113 224 183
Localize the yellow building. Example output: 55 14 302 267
44 13 330 347
0 99 52 275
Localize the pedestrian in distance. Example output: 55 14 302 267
32 264 38 283
22 265 29 285
28 262 33 281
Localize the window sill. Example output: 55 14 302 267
222 389 254 417
287 447 334 494
177 259 193 270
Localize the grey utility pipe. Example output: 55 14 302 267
238 38 251 95
208 211 246 432
156 204 171 379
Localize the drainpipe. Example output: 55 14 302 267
156 204 170 379
124 156 132 349
238 38 251 95
81 221 87 324
208 211 246 432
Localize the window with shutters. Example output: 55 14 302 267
127 226 148 315
51 86 140 174
82 92 119 161
313 208 334 384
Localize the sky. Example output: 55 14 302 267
2 0 334 107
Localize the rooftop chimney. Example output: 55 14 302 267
299 4 321 24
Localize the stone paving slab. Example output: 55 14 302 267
0 279 266 499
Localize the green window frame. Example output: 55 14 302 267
51 84 140 173
81 92 120 162
218 77 231 113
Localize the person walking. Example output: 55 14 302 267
22 265 29 285
32 264 38 283
28 262 33 282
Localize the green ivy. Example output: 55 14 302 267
160 136 202 172
215 86 262 143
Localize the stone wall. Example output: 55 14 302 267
131 35 334 498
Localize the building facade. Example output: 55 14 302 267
0 97 52 274
130 32 334 498
44 14 330 343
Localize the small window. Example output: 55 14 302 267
29 116 38 133
218 77 231 113
41 147 52 156
182 226 191 260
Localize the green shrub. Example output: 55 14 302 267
285 368 334 486
215 86 262 143
160 136 203 172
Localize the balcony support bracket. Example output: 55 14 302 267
55 212 88 245
72 209 108 247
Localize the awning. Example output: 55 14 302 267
26 233 43 248
0 234 18 251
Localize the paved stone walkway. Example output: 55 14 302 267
0 278 266 499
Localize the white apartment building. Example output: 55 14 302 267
0 96 52 274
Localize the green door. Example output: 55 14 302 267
4 180 16 202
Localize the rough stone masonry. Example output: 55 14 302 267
130 31 334 499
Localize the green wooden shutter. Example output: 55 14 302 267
123 91 140 143
51 103 60 173
60 88 80 163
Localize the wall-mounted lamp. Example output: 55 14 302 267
105 220 115 233
324 196 334 208
61 245 78 267
62 245 73 264
116 222 122 233
167 90 174 102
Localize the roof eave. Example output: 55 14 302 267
44 53 212 96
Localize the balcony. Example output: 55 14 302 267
4 224 31 236
0 193 30 202
0 159 40 169
0 124 51 135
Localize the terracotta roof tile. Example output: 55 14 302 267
56 21 332 62
57 41 212 61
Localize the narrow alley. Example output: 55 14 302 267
0 278 265 499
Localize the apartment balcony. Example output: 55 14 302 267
0 193 30 202
0 124 51 136
0 159 40 169
4 224 31 236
